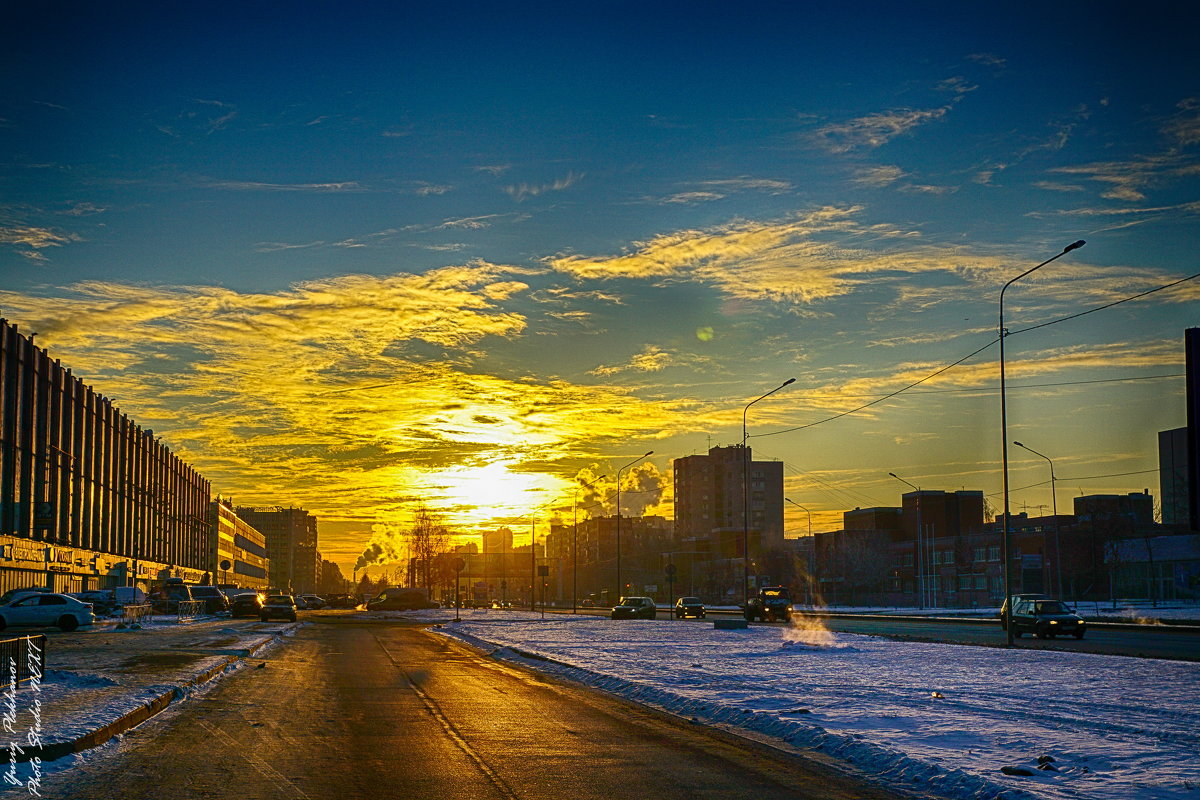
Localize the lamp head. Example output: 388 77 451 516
1013 441 1024 447
783 377 796 386
1064 240 1086 252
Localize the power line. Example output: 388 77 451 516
989 468 1160 498
755 270 1198 439
776 372 1183 400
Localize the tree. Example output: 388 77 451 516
409 506 450 593
318 560 347 594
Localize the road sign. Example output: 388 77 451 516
537 565 549 576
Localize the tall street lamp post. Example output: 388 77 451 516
889 472 925 610
1000 240 1085 646
785 497 814 606
743 379 795 604
1014 441 1063 599
615 451 653 600
572 473 606 613
784 497 812 537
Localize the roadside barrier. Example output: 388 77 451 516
0 634 46 687
120 603 153 626
177 599 206 622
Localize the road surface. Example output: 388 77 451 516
40 616 910 800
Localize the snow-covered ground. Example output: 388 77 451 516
792 600 1200 623
412 609 1200 800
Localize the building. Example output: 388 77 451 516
209 498 270 590
1159 428 1190 527
673 445 785 597
0 319 211 593
236 506 319 593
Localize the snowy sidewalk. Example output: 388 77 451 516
4 616 300 766
409 608 1200 800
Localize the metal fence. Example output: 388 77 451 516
177 599 206 621
0 634 46 687
121 603 153 625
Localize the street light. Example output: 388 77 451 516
784 497 812 537
615 451 653 600
573 473 607 613
1000 240 1085 646
888 472 926 610
1013 441 1062 600
743 378 795 604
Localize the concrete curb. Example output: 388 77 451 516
24 622 302 763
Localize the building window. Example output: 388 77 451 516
988 545 1000 561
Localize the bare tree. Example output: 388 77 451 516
409 506 450 594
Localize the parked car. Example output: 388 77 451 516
0 587 50 605
230 593 264 618
366 588 437 611
0 593 95 632
150 580 195 614
189 585 230 614
999 593 1050 630
673 596 706 619
611 597 657 620
323 594 357 609
1009 598 1087 639
113 586 148 609
298 594 326 610
260 595 298 623
70 590 118 616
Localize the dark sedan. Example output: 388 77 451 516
230 593 264 618
673 596 706 619
611 597 657 620
1010 599 1087 639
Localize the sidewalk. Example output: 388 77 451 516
4 615 301 766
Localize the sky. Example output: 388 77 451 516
2 2 1198 574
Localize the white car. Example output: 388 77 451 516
0 593 95 632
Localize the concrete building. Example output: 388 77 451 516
673 445 784 597
209 498 270 590
236 506 319 593
0 319 211 593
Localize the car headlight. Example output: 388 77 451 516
1049 620 1058 624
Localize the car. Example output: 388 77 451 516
150 579 195 614
366 588 437 611
260 595 298 622
189 585 231 614
69 590 119 616
298 594 326 610
999 593 1050 630
0 592 95 632
1009 598 1087 639
611 596 657 620
0 587 50 605
673 596 706 619
323 593 358 609
743 586 793 622
230 593 265 618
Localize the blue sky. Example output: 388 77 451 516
2 2 1197 571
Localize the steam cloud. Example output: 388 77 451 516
354 523 406 570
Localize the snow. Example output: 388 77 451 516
410 609 1200 800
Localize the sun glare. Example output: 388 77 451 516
426 460 566 527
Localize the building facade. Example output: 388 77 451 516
236 506 319 593
209 498 270 590
673 445 785 597
0 319 211 593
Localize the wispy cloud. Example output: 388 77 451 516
698 177 792 193
436 214 506 230
660 191 725 204
505 171 584 201
0 225 80 261
813 107 950 153
589 345 675 376
853 165 907 187
206 179 365 192
966 53 1006 68
253 240 325 252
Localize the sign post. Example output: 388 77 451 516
537 565 549 619
453 558 466 622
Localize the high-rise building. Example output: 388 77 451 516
1160 427 1190 527
209 498 270 590
236 506 319 593
673 444 785 565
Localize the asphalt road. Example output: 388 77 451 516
41 616 911 800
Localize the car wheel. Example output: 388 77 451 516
1012 629 1022 638
1036 627 1049 639
743 611 754 622
610 613 618 620
260 615 269 622
58 615 79 632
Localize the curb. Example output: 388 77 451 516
23 622 302 763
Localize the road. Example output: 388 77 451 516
40 616 910 800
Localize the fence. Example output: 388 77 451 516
0 634 46 687
177 599 206 622
120 603 153 626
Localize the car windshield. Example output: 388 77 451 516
1034 601 1071 614
266 596 292 603
680 597 700 604
762 589 787 597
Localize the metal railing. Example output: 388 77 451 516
120 603 153 626
176 599 206 622
0 634 46 687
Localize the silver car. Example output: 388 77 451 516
0 593 95 632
